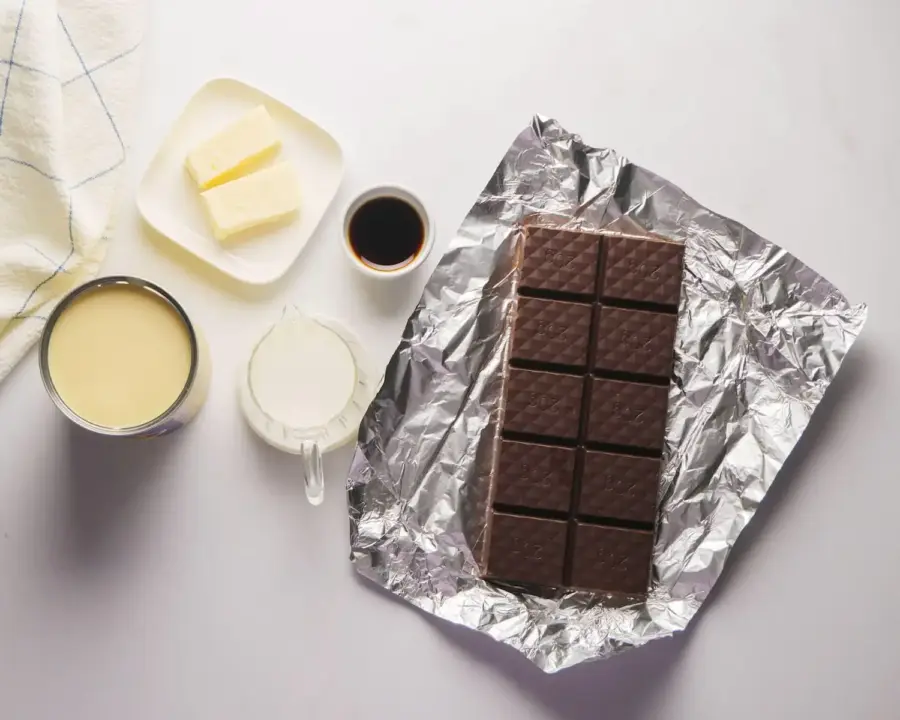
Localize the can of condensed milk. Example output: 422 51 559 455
39 276 211 437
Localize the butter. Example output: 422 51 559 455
186 105 280 190
200 162 300 241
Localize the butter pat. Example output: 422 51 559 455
200 162 300 241
186 105 280 190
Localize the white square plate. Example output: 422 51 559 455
137 78 343 285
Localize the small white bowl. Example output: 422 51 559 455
342 185 434 280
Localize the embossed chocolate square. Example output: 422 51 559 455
486 513 568 587
520 227 600 297
588 378 669 451
594 306 677 379
571 523 654 595
512 296 592 369
503 367 583 440
601 236 684 307
579 450 660 523
494 440 576 512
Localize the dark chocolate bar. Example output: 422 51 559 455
485 227 684 597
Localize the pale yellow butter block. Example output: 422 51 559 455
200 162 300 242
185 105 280 190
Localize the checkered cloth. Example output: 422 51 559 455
0 0 144 382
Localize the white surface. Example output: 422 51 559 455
0 1 897 718
138 78 342 284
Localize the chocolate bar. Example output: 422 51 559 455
485 226 684 597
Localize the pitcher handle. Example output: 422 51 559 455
300 441 324 506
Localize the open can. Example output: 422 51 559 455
39 276 211 437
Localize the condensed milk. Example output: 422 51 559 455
40 277 210 436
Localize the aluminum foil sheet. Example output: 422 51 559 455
347 116 868 672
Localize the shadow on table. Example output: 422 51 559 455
56 420 187 570
433 616 686 719
353 574 686 720
351 341 870 718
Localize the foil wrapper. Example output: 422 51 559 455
347 117 867 672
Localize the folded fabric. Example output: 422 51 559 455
0 0 144 382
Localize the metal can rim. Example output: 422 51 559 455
39 275 200 437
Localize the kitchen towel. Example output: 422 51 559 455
0 0 144 382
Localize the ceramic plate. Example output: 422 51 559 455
137 78 343 285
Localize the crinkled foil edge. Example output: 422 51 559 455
347 116 868 672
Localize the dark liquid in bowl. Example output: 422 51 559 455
348 197 424 270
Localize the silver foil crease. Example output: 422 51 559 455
347 116 868 672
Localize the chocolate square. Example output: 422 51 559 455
494 440 576 512
601 237 684 307
487 513 568 587
512 296 592 369
579 451 661 523
503 368 583 440
588 378 669 451
570 523 654 595
520 227 599 297
594 306 677 379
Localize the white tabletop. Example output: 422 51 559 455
0 1 896 718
